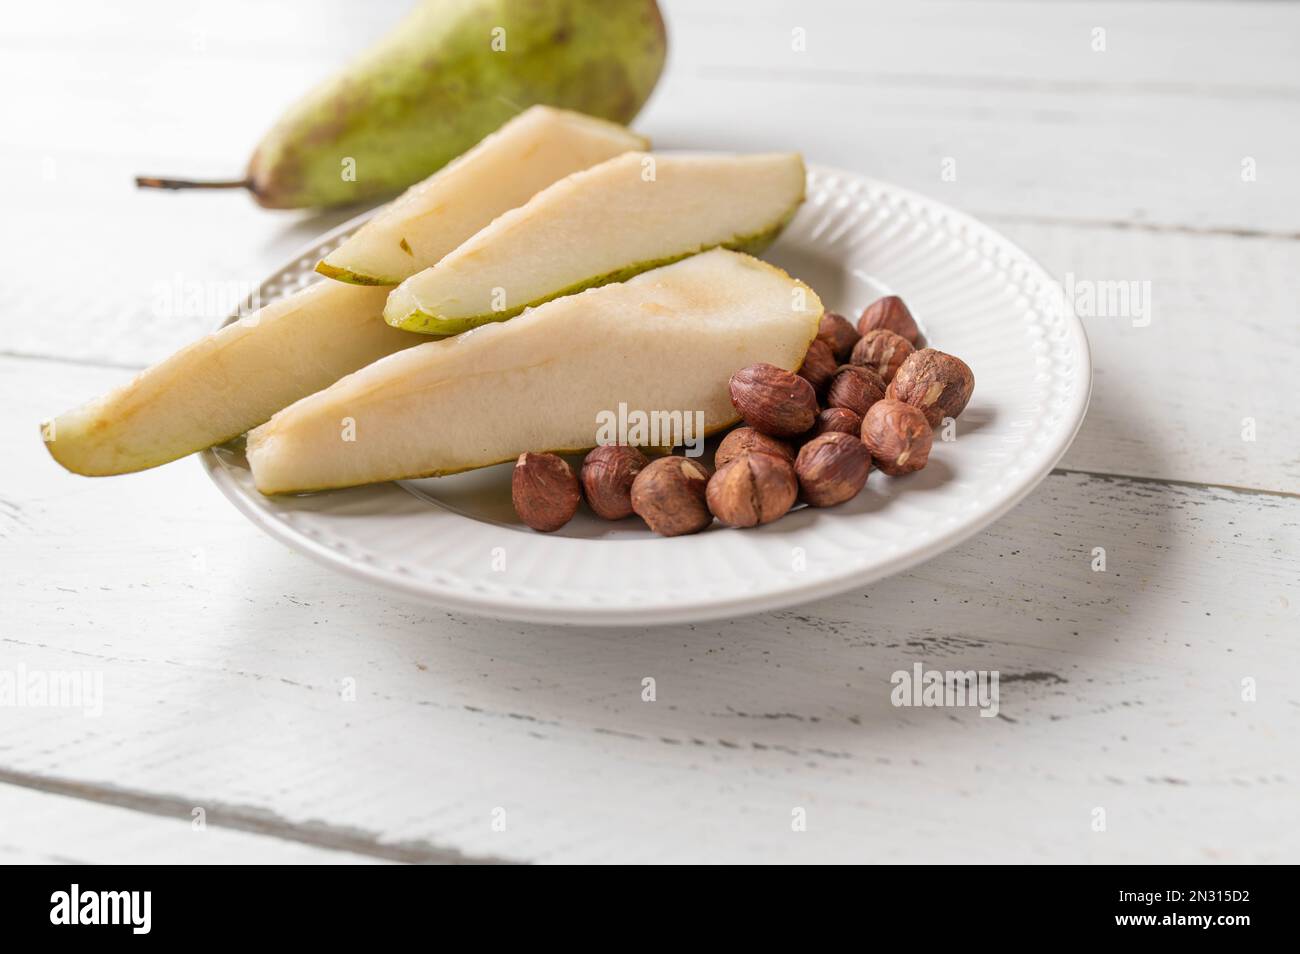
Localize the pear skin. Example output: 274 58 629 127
247 0 666 208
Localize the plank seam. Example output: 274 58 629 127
695 64 1300 103
979 212 1300 242
1051 467 1299 501
0 768 524 865
1 350 147 372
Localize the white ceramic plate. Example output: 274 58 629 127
203 165 1091 625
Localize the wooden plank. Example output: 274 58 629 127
2 3 1297 369
667 0 1300 93
0 782 387 864
639 71 1299 237
6 49 1290 250
996 222 1300 494
649 0 1300 233
5 358 1297 863
5 0 1295 865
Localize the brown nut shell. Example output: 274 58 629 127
796 338 837 395
850 328 915 383
706 453 798 528
825 364 887 417
581 445 649 520
861 399 933 476
812 406 862 438
512 452 581 532
715 427 795 470
816 311 861 361
630 456 713 537
794 431 871 507
886 348 974 428
728 363 818 437
857 295 920 344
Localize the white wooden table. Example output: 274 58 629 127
3 0 1297 864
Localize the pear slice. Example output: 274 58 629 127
45 112 641 478
316 106 647 286
248 249 822 495
383 152 807 335
44 281 422 477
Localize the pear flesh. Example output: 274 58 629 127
44 282 422 477
383 152 807 335
317 106 647 286
47 108 647 477
248 250 822 495
245 0 666 208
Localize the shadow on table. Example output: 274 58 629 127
219 367 1180 760
388 384 1181 752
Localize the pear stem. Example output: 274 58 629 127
135 175 252 192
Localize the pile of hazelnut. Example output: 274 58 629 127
510 296 974 536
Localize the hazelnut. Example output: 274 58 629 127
857 295 920 344
861 399 932 476
796 338 837 395
706 453 798 528
825 364 886 417
630 456 713 536
728 363 818 437
794 431 871 507
850 328 914 383
715 426 794 470
581 444 649 520
812 406 862 438
512 452 581 532
886 348 975 428
816 311 860 361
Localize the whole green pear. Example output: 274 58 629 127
145 0 666 209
